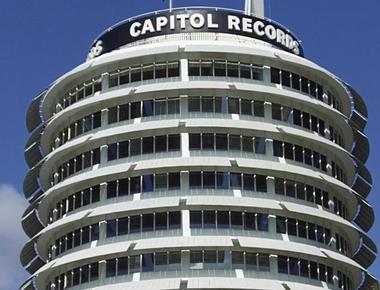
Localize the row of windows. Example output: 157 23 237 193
336 233 350 256
106 211 181 238
109 61 180 88
273 140 328 172
108 97 180 124
52 97 345 153
189 171 267 192
51 224 99 259
50 185 100 223
270 67 342 112
49 171 349 225
52 112 101 151
189 133 266 154
190 210 268 232
54 61 179 115
106 251 182 278
107 173 181 198
107 134 181 160
53 60 343 120
276 216 331 245
48 263 99 290
49 210 347 264
54 148 100 184
274 177 348 219
278 256 333 283
188 59 264 80
331 161 346 183
56 78 102 113
188 96 265 117
49 252 351 290
272 103 344 147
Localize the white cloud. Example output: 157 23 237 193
0 185 29 290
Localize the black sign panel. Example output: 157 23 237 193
88 9 304 59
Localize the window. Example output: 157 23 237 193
190 172 202 189
271 68 281 84
189 134 201 150
189 96 201 112
106 259 116 277
278 256 288 274
143 100 153 117
276 216 286 234
168 211 181 229
228 98 240 114
107 219 117 237
142 175 154 192
216 134 228 150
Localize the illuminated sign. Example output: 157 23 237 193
88 9 303 60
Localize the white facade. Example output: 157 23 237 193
21 7 378 290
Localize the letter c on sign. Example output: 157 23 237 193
130 22 142 37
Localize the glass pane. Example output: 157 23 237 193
216 134 228 150
189 96 201 112
253 101 264 117
155 135 167 152
189 134 201 150
203 171 215 189
168 134 180 151
155 174 167 190
230 173 242 189
190 172 202 189
143 100 154 117
202 96 214 112
272 104 282 120
229 135 241 151
130 102 141 119
106 259 116 278
189 61 201 76
142 137 154 154
155 212 167 230
130 138 141 156
228 98 240 114
142 253 154 272
119 104 129 121
118 257 129 276
217 211 229 228
202 133 214 150
129 215 141 233
142 214 154 232
217 172 229 189
130 176 141 194
155 99 167 115
190 211 202 228
142 175 154 192
168 172 180 189
203 210 216 228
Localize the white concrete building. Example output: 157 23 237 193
20 2 378 290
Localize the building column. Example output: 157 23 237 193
101 108 109 126
268 214 276 234
99 182 107 202
267 176 275 195
269 254 278 274
101 72 109 93
266 139 274 156
264 101 272 120
262 66 271 84
100 145 108 165
180 59 189 82
180 95 188 116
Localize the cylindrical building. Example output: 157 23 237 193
20 4 378 290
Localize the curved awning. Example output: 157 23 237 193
26 90 46 133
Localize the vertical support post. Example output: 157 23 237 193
245 0 265 18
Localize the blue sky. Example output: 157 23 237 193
0 0 378 289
